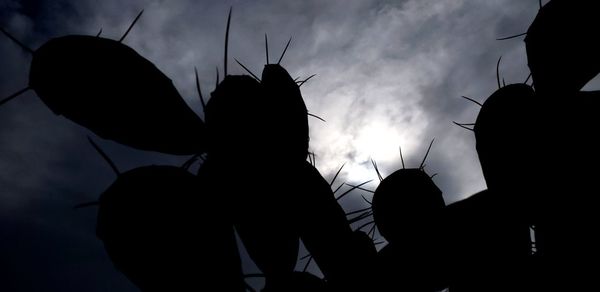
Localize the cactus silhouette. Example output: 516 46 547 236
201 9 374 291
522 1 600 289
369 142 448 292
6 1 600 291
85 139 244 292
447 83 537 291
525 0 600 95
0 11 207 155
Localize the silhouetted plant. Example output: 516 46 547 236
6 1 599 291
367 142 448 292
0 11 206 155
84 138 244 292
524 0 600 95
447 83 537 291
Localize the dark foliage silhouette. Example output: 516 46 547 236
205 12 308 163
201 9 304 290
371 143 448 292
523 0 600 289
446 84 537 291
0 12 206 155
444 1 600 290
85 139 244 291
3 0 600 291
291 162 374 291
525 0 600 95
201 8 373 291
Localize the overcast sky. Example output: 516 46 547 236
0 0 559 290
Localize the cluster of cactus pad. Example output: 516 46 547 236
2 1 600 291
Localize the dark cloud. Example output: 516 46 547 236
1 0 548 290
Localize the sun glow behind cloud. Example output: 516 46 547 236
312 114 426 184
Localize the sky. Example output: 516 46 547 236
0 0 571 290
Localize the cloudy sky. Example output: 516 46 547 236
0 0 564 290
